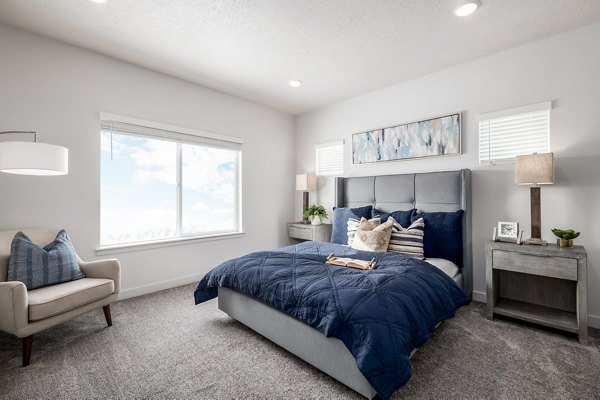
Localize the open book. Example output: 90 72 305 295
325 254 377 270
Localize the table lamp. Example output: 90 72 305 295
296 173 317 223
515 152 554 245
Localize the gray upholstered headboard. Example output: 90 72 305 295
334 169 472 296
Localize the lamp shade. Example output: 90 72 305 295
296 173 317 191
0 141 69 176
515 152 554 185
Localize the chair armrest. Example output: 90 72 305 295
0 281 28 335
79 259 121 294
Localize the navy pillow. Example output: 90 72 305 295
371 208 415 228
411 210 464 266
7 230 85 290
331 205 373 244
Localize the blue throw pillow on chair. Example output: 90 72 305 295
8 230 85 290
331 205 373 244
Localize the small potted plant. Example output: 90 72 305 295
551 228 580 248
304 204 328 226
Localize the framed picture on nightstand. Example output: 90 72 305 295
497 221 519 239
493 221 523 244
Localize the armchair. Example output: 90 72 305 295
0 229 121 366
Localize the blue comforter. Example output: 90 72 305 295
194 241 470 399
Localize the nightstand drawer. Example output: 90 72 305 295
288 226 314 241
493 250 577 281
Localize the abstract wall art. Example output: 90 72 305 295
352 113 461 164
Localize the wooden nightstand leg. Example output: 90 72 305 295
577 256 588 345
485 246 495 320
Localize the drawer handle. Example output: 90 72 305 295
513 252 550 257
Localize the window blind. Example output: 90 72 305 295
479 101 551 165
100 113 242 150
316 140 344 176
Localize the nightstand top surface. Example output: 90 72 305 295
486 240 586 257
288 222 332 226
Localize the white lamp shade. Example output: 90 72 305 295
515 152 554 185
296 173 317 191
0 141 69 176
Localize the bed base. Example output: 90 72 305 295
218 287 378 399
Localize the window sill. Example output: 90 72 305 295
96 232 245 256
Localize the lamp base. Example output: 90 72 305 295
523 238 548 246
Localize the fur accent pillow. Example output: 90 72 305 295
387 216 425 258
351 217 393 252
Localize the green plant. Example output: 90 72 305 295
304 204 328 220
551 228 580 240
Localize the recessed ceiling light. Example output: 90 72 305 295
454 0 480 17
289 79 302 88
91 0 107 3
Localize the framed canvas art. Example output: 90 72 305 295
352 113 461 164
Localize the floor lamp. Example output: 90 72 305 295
0 131 68 175
515 152 554 245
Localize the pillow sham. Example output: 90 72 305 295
331 205 373 244
7 230 84 290
387 216 425 259
411 210 464 266
371 208 414 228
351 217 393 252
347 217 381 245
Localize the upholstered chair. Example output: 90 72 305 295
0 229 121 366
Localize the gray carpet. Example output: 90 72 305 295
1 284 599 399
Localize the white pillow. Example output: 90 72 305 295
425 258 459 278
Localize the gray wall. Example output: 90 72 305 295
295 22 600 327
0 23 295 298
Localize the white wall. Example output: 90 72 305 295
295 23 600 327
0 23 295 298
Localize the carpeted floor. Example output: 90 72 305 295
1 284 599 399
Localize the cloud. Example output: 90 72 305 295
123 138 237 204
212 207 234 215
101 206 176 245
192 201 209 211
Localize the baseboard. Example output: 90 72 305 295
118 272 205 301
588 315 600 330
470 290 600 329
472 290 486 303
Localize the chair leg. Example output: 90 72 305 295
103 305 113 327
23 335 33 367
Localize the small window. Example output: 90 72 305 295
100 114 242 246
316 140 344 176
479 101 551 165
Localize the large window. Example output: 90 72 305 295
479 101 551 165
100 114 242 246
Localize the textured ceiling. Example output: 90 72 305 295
1 0 600 115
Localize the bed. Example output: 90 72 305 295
195 169 472 399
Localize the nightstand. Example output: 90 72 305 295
485 240 588 344
287 222 332 245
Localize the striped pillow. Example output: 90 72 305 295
387 216 425 258
7 230 85 290
347 217 380 245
